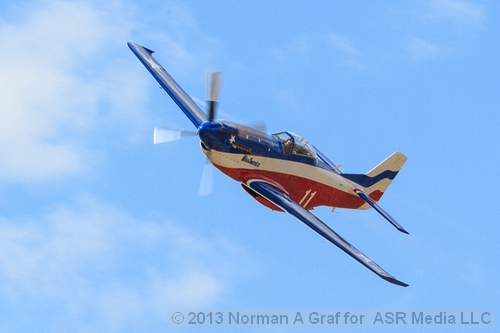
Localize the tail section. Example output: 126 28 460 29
342 151 407 202
342 152 408 234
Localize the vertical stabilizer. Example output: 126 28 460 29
341 152 407 201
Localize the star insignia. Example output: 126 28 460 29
145 55 162 72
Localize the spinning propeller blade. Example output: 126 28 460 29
207 72 222 121
197 161 213 196
153 127 197 144
246 120 267 134
152 72 224 196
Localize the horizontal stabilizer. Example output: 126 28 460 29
355 190 409 234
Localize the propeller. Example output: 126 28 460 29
245 120 267 134
207 71 222 121
153 72 266 196
153 72 223 195
196 72 221 195
154 72 223 145
153 127 197 144
197 160 213 196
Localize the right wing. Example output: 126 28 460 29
128 42 208 128
247 180 408 287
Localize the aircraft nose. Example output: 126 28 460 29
198 121 226 150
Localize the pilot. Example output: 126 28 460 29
283 139 293 156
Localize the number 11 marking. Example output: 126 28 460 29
299 189 316 208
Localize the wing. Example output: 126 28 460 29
247 180 408 287
128 42 208 128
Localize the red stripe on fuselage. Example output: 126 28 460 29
214 163 369 210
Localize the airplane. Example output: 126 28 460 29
128 42 409 287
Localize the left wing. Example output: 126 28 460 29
247 180 408 287
128 42 208 128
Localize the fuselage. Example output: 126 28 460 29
198 120 367 211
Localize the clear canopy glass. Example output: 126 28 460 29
273 132 316 158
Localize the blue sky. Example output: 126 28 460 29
0 0 498 332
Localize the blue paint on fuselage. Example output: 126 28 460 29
341 170 399 187
199 120 339 173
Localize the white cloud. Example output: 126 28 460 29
0 0 150 182
403 35 450 61
271 35 313 65
139 2 222 82
276 88 302 114
271 32 363 71
328 31 358 55
0 0 224 182
427 0 486 29
151 271 222 309
327 31 365 69
0 195 252 330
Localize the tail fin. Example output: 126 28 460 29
342 152 407 202
343 152 409 234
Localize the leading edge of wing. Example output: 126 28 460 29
247 180 408 287
128 42 208 128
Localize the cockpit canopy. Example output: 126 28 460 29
273 132 316 158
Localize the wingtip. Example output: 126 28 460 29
398 227 410 235
382 276 409 287
127 42 155 55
